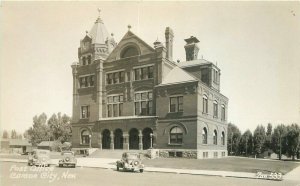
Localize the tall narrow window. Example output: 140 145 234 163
170 96 183 112
82 57 86 66
134 69 141 81
202 127 207 144
213 130 217 145
87 55 91 64
221 104 225 121
170 127 183 144
141 67 148 80
213 100 218 118
148 66 154 78
81 130 90 144
221 131 225 145
203 95 208 114
81 106 90 119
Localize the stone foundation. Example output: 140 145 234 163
157 149 227 159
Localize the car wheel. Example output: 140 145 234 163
59 164 62 167
140 169 143 173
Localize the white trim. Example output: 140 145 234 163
100 115 157 121
105 69 125 74
78 73 95 78
132 64 154 69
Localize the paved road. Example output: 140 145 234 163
1 162 299 186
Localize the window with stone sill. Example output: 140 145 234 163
134 66 154 81
134 91 152 116
169 96 183 113
213 130 218 145
213 100 218 118
203 95 208 114
81 106 90 119
202 127 208 144
81 130 90 144
106 71 125 85
79 75 95 88
107 95 123 117
221 104 226 121
169 127 183 144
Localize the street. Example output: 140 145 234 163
1 162 299 186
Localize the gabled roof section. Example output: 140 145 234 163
158 67 198 86
106 30 155 62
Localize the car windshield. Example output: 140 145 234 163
127 154 138 159
63 152 73 156
37 151 49 155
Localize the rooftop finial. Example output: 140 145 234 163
85 30 88 35
128 25 132 31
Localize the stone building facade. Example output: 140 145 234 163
71 14 229 159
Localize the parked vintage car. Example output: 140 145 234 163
116 152 144 173
58 151 77 168
28 149 51 166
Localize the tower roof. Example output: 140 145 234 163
88 15 110 44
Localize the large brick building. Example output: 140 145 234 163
71 14 228 159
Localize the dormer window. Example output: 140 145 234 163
120 46 139 58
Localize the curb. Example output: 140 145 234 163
0 159 283 181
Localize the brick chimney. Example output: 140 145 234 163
165 27 174 61
184 36 199 61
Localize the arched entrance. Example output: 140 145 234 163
129 128 139 150
114 129 123 149
102 129 111 149
142 128 153 150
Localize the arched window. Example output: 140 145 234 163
221 131 225 145
81 130 90 144
203 95 208 114
202 127 207 144
170 127 183 144
213 130 217 145
87 55 92 64
120 46 139 58
213 100 218 118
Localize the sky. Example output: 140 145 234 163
0 1 300 135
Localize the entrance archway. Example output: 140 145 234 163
142 128 153 150
129 128 139 150
114 129 123 149
102 129 111 149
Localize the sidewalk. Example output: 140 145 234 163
0 157 295 181
284 165 300 181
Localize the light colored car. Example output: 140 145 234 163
28 149 51 167
116 152 144 173
58 151 77 168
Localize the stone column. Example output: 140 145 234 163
98 133 102 150
110 130 114 150
138 130 143 150
123 132 129 150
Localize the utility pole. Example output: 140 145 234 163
245 136 248 156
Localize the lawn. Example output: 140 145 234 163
143 157 300 175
